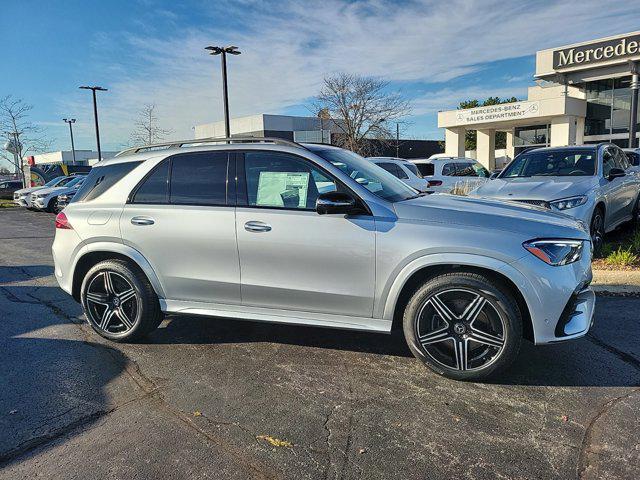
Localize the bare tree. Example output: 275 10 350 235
129 104 172 146
313 73 411 156
0 96 51 186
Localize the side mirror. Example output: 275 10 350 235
316 191 357 215
608 167 626 181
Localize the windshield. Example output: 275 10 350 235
501 149 596 178
64 176 85 187
312 148 418 202
45 176 67 187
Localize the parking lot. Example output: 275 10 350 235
0 207 638 480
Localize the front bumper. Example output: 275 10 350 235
33 197 47 209
505 240 595 344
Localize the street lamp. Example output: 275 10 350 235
205 45 241 139
63 118 77 163
79 85 107 160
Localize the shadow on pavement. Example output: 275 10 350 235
0 265 54 282
0 285 130 467
146 305 640 388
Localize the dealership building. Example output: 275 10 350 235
439 31 640 169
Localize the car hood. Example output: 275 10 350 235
394 193 589 240
472 176 596 201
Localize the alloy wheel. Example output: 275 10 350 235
84 270 139 334
590 212 604 255
414 288 506 372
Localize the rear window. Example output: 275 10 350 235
71 161 142 203
415 163 434 176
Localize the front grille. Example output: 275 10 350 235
514 199 550 209
30 193 37 201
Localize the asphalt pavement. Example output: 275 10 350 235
0 207 639 480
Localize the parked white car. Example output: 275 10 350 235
31 176 86 212
13 176 70 207
367 157 429 192
410 157 491 194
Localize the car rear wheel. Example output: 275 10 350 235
403 272 522 381
81 259 163 342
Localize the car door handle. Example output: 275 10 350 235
131 216 155 226
244 221 271 232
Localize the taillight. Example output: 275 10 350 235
55 212 72 229
427 180 443 187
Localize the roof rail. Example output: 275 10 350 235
115 136 308 157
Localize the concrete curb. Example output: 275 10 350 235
592 269 640 294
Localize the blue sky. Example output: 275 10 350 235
2 0 640 167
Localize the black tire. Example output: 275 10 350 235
590 207 605 257
45 197 57 213
80 259 163 342
403 272 523 381
631 195 640 230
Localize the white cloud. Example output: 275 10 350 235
52 0 640 150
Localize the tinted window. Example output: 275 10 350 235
455 163 478 177
170 152 228 205
376 162 402 178
442 163 456 176
403 162 422 178
395 164 409 179
614 148 630 170
626 151 640 166
72 161 142 203
243 151 336 209
602 149 615 177
132 159 169 204
416 163 435 176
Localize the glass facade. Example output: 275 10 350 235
514 125 549 155
584 77 638 138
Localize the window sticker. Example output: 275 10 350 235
256 171 310 208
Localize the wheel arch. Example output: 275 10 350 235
383 257 534 342
71 243 165 302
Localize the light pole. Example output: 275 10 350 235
79 85 107 160
63 118 77 163
205 45 241 139
396 123 400 158
629 61 639 149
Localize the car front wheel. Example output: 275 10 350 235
403 272 523 381
80 259 163 342
590 208 605 257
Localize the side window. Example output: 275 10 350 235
602 148 616 177
395 164 410 179
243 151 337 210
416 163 435 176
170 152 228 205
442 163 456 176
132 159 169 204
403 162 422 178
73 161 142 203
376 162 401 178
615 148 630 170
455 163 478 177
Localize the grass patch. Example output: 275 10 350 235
594 223 640 269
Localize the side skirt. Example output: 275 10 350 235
161 299 392 333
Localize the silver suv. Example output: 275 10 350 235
52 138 594 380
473 144 640 254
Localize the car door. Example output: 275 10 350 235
441 162 457 192
235 150 376 317
601 146 630 226
614 147 638 219
120 151 241 304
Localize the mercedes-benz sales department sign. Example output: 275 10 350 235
553 33 640 70
454 101 540 126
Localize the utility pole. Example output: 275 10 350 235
79 86 107 160
205 45 241 139
63 118 77 163
629 62 639 149
396 123 400 158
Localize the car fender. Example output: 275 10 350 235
379 252 533 323
71 241 166 298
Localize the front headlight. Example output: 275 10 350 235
36 193 48 198
550 195 587 210
523 239 584 266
